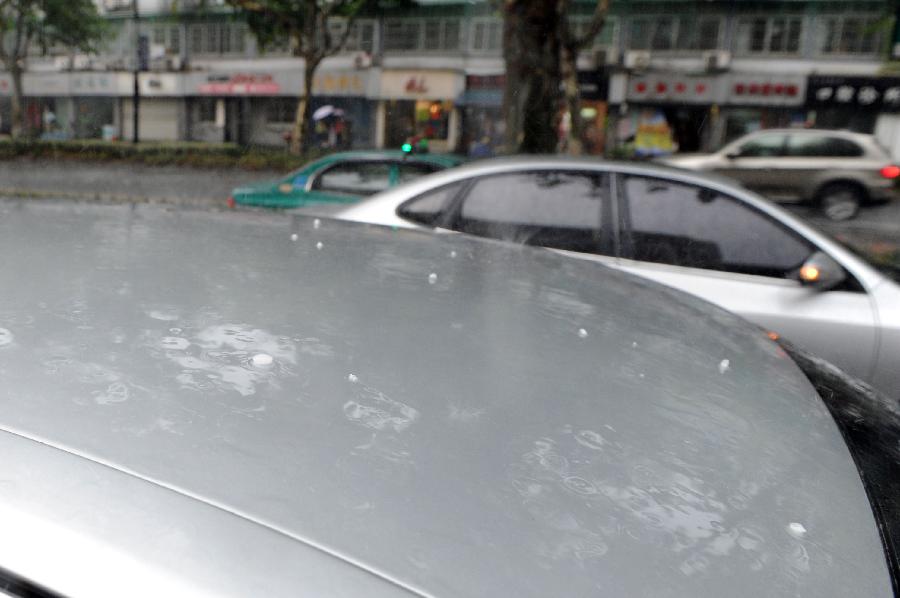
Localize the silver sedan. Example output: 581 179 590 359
333 157 900 397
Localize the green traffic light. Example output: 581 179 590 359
401 143 413 153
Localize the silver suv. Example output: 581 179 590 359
660 129 900 221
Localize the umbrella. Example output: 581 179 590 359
313 105 344 121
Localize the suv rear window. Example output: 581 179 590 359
787 135 864 157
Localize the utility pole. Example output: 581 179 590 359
132 0 141 143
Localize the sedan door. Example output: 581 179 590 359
714 133 794 200
607 174 878 381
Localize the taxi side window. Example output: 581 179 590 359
313 162 393 196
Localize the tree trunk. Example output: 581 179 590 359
560 41 583 155
290 58 318 155
502 0 561 154
10 66 25 139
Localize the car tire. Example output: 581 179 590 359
818 183 862 222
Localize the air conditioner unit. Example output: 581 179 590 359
353 52 372 69
167 55 183 71
593 47 619 68
703 50 731 72
623 50 651 71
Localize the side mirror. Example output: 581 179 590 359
798 251 847 291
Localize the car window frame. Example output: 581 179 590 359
442 168 615 256
309 159 398 197
395 179 471 228
613 172 865 291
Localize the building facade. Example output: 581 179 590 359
2 0 898 156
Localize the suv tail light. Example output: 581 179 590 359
880 165 900 179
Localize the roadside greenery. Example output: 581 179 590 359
0 139 322 170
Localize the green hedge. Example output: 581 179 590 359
0 139 322 171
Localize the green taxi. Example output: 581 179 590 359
228 150 464 209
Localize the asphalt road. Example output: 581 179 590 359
0 158 282 206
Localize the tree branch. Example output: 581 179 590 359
570 0 608 50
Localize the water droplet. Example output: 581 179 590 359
251 353 274 367
787 522 807 538
428 273 438 285
169 327 182 334
577 328 588 339
0 328 13 347
631 341 638 348
348 373 359 383
290 233 299 241
718 359 730 374
313 218 321 229
449 250 457 258
638 373 646 379
316 241 324 250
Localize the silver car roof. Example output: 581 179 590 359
0 200 890 597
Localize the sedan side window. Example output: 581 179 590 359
737 134 786 157
397 182 463 227
620 176 814 278
313 162 393 196
453 171 609 254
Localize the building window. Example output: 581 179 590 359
629 16 720 51
420 19 462 51
570 17 617 49
820 16 882 55
170 26 181 54
190 24 203 54
267 98 296 124
384 20 421 51
197 98 216 123
471 18 502 53
735 17 803 55
326 19 375 53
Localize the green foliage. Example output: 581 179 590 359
0 0 107 62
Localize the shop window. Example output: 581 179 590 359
197 99 216 123
820 16 882 55
471 19 502 53
629 17 720 52
267 99 296 124
415 100 451 140
735 16 803 55
384 20 421 51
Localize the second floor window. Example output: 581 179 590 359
189 22 247 56
629 16 720 51
384 18 461 52
735 17 803 54
820 16 882 55
326 19 375 53
383 20 421 51
471 18 502 53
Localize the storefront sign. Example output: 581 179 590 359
198 73 281 95
71 73 118 96
139 73 182 96
577 70 608 101
627 75 719 104
726 74 805 106
24 73 69 96
806 76 900 112
311 70 370 96
378 70 464 100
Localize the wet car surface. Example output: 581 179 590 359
0 200 891 597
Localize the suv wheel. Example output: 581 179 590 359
819 183 862 222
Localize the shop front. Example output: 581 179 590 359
718 74 807 146
457 74 504 155
805 75 900 133
310 69 377 149
185 71 301 146
376 70 465 152
622 74 721 155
